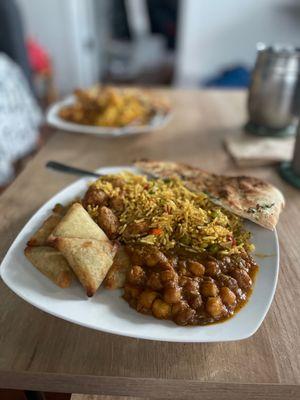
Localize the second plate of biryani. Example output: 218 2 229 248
0 161 283 341
46 86 171 137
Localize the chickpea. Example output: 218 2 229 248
171 301 185 316
163 286 181 304
125 246 143 265
178 260 186 269
245 261 253 271
127 265 146 286
178 276 188 286
178 266 188 276
218 274 238 292
220 287 236 306
183 278 199 296
144 254 157 268
188 260 205 277
169 255 178 269
189 294 202 310
238 259 246 269
177 260 188 276
201 281 219 297
147 272 163 290
145 250 170 268
231 269 252 291
123 284 142 300
137 290 158 312
222 256 231 265
174 304 196 326
160 269 177 283
206 296 223 318
205 261 220 277
152 299 171 319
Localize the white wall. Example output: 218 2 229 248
17 0 101 95
176 0 300 86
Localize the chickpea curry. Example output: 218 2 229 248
122 244 257 325
83 172 258 326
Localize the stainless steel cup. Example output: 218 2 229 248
279 126 300 188
292 128 300 175
247 44 300 135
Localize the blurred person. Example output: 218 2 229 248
0 54 41 187
0 0 41 188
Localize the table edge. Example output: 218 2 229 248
0 371 299 399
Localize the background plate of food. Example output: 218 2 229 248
46 87 172 137
0 164 282 342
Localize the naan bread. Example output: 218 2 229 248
135 160 284 230
49 203 117 296
24 246 74 288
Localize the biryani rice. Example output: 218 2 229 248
87 172 254 255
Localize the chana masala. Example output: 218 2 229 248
83 172 258 326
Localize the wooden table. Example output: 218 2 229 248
0 90 299 400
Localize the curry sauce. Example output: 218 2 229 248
123 245 258 326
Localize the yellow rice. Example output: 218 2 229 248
87 172 254 255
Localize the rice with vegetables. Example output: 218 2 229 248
86 172 254 256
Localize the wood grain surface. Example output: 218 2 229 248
0 90 299 399
72 395 145 400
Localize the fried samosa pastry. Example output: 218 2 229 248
52 203 68 216
104 246 131 289
24 246 74 288
54 238 116 296
49 203 117 296
48 202 107 242
27 214 62 246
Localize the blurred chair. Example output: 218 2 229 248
103 0 178 85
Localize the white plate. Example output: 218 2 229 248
0 166 279 342
46 96 172 137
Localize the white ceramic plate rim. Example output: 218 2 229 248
46 96 172 137
0 166 279 342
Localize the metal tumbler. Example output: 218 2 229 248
246 44 300 136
